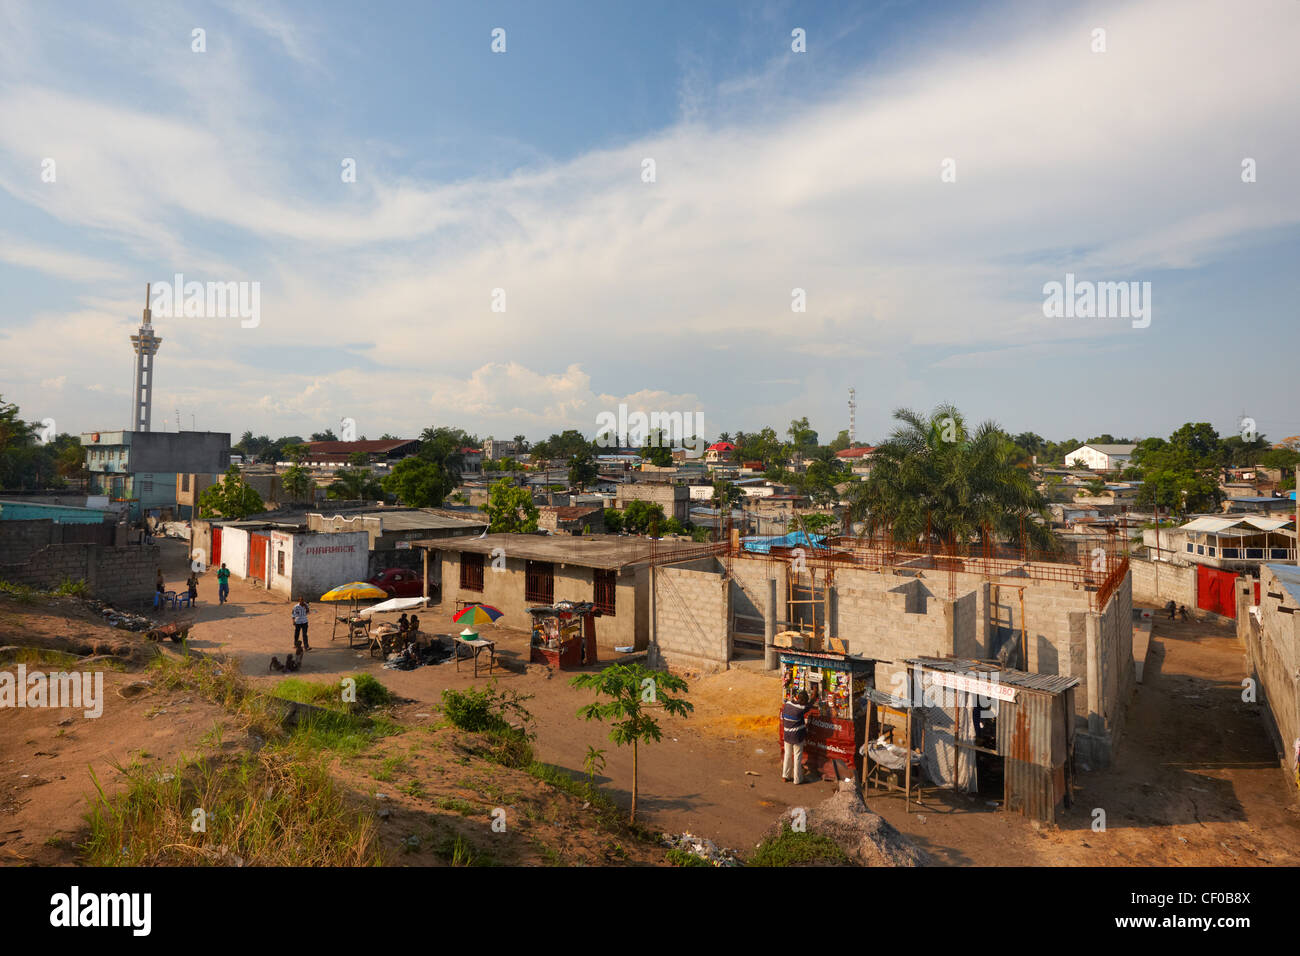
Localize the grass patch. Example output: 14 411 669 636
748 823 852 867
81 749 380 866
149 652 399 754
0 577 89 601
436 797 481 817
0 645 128 670
437 833 491 866
666 847 712 867
274 672 394 714
374 755 407 782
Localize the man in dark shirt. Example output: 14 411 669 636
781 690 811 784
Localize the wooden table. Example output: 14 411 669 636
454 636 496 676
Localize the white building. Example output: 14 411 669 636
1064 444 1137 472
208 520 368 600
267 529 370 600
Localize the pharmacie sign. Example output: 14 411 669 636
928 670 1018 702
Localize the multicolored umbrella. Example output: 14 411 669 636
452 604 503 627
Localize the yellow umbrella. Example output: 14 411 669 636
320 581 387 601
321 581 388 642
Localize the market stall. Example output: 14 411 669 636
528 601 599 669
777 649 876 783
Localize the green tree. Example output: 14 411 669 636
735 426 782 467
414 427 477 501
279 464 315 502
621 499 665 534
347 451 369 467
639 429 674 467
570 663 693 823
1133 425 1225 515
568 448 598 491
481 477 539 533
532 429 589 461
382 457 455 507
846 405 1055 549
713 477 742 510
327 467 383 500
798 512 839 536
282 442 309 464
198 466 265 519
310 429 337 442
786 416 819 458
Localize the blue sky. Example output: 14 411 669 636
1 0 1298 447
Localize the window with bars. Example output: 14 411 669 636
525 560 554 604
594 568 617 616
460 552 485 592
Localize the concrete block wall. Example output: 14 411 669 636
650 559 730 672
830 568 953 687
1240 565 1300 780
0 542 158 605
0 519 62 563
815 561 1132 759
1130 557 1196 609
729 557 779 624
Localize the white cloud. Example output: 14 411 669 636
0 0 1296 438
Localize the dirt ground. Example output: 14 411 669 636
4 537 1299 865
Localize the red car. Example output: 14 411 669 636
368 568 425 598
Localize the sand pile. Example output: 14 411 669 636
772 786 929 866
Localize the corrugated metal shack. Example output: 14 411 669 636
906 657 1079 824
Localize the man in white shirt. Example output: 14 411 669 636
292 598 311 652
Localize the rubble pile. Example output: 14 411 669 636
86 599 156 632
660 831 740 867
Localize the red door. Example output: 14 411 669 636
211 526 222 567
1196 565 1238 618
249 533 269 582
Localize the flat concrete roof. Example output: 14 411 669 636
346 510 486 532
412 533 706 569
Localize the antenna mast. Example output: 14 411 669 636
848 387 857 446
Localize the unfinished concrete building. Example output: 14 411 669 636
1237 564 1300 787
421 534 717 653
648 536 1134 766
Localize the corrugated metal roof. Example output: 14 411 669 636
906 657 1080 695
1182 515 1292 534
1266 563 1300 606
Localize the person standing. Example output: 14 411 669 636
154 569 166 610
292 597 311 652
216 563 230 604
781 690 812 784
186 571 199 605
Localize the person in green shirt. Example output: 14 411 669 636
216 563 231 604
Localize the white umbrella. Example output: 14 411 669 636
359 596 427 618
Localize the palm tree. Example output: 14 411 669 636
846 405 1055 551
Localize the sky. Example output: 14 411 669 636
1 0 1298 448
